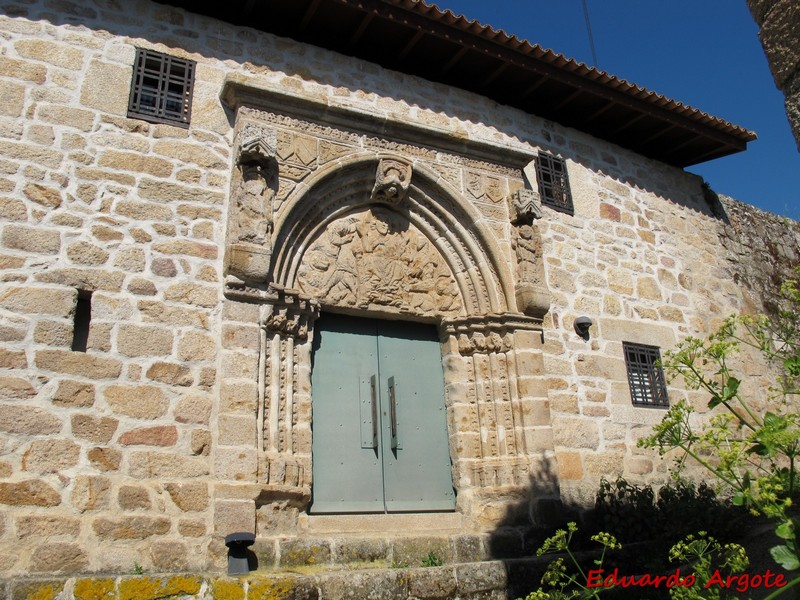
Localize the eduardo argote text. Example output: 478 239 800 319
587 567 788 594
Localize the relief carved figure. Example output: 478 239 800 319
226 124 279 283
509 190 550 317
371 158 412 205
297 207 461 316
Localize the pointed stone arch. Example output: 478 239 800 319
271 154 514 317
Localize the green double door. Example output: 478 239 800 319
310 313 455 513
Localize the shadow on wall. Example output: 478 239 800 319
485 458 588 600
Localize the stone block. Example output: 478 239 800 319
0 480 61 507
408 566 458 598
127 278 158 296
15 515 80 539
120 425 178 447
222 323 260 350
280 539 332 567
22 439 80 474
759 0 800 87
87 447 122 472
165 482 209 512
128 451 210 478
214 498 255 535
191 429 211 456
71 414 118 443
333 538 388 564
454 561 507 594
104 385 169 419
23 182 63 208
317 570 406 600
214 447 257 481
0 348 27 369
555 451 583 481
52 379 95 407
178 519 206 537
28 543 88 574
139 300 209 328
0 286 77 317
0 196 27 221
552 417 599 450
15 38 84 69
392 537 452 568
0 376 37 400
153 240 218 259
0 81 25 117
116 199 173 222
164 281 218 308
146 361 193 386
80 60 130 115
178 330 217 361
99 150 173 177
92 516 171 540
66 241 109 265
138 178 225 204
0 405 62 435
150 541 189 571
1 224 60 254
117 324 174 357
174 392 212 424
218 414 256 446
219 380 258 413
70 475 111 512
153 140 227 169
118 485 152 511
34 320 73 346
35 267 125 291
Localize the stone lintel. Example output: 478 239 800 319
442 312 543 355
220 74 535 170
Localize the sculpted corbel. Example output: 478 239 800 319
371 157 412 205
226 123 278 285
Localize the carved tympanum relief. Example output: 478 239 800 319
226 123 278 283
296 207 462 316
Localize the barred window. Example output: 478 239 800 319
623 342 669 408
128 49 195 127
535 152 573 214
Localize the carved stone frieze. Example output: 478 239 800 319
371 157 412 205
444 313 542 356
296 207 462 316
465 171 506 204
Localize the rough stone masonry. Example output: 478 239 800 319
0 0 798 582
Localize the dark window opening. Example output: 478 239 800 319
71 291 92 353
623 342 669 408
128 48 195 127
535 151 573 215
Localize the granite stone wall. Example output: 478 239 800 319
0 0 797 579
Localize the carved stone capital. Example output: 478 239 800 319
261 285 320 341
443 313 542 355
236 122 278 167
371 157 412 205
509 188 543 225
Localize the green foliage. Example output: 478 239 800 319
638 269 800 592
131 562 144 575
667 532 749 600
420 551 443 568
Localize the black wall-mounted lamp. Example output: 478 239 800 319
574 316 592 341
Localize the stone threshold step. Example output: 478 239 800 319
298 512 466 535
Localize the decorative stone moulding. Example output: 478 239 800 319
444 313 543 356
371 157 412 205
261 284 320 342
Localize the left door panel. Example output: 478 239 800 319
310 314 385 513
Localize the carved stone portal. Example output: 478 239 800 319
296 207 462 316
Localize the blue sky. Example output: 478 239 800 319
437 1 800 219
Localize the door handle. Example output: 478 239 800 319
370 374 378 450
388 376 399 450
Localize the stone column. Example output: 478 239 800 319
442 314 555 528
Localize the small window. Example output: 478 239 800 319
623 342 669 408
128 48 195 127
72 290 92 352
535 151 573 214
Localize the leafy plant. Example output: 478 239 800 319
667 532 748 600
420 551 443 567
639 270 800 596
131 562 144 575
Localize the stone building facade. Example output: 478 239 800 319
0 0 797 580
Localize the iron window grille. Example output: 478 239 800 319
623 342 669 408
535 152 573 214
128 48 195 127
